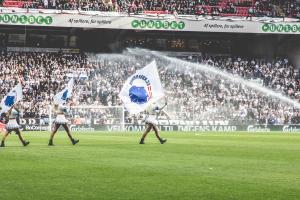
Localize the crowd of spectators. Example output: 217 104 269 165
0 51 87 118
163 55 300 125
0 0 296 19
0 50 299 125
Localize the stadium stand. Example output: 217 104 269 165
0 51 299 124
0 0 300 18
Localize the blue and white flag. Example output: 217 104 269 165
0 83 23 113
53 78 74 104
119 61 165 114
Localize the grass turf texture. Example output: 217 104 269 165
0 132 300 200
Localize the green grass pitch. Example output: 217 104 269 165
0 131 300 200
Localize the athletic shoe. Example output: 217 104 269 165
0 141 4 147
139 140 145 144
72 139 79 145
160 139 167 144
48 140 54 146
23 141 30 147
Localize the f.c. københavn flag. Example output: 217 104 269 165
0 83 23 113
53 78 74 104
119 60 165 114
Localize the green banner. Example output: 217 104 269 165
131 19 185 30
0 14 52 25
1 13 300 34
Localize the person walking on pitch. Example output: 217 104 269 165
0 104 30 147
48 103 79 146
139 101 168 144
119 61 167 144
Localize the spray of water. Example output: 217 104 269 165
126 48 300 109
87 53 135 62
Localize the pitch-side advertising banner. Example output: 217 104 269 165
7 118 299 132
1 13 300 34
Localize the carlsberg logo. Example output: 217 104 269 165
0 14 53 25
131 19 185 30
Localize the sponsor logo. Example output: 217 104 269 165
122 125 236 132
23 125 48 131
70 125 95 132
0 14 53 25
282 125 300 132
247 125 270 132
123 125 173 132
262 23 299 33
178 125 237 132
131 19 185 30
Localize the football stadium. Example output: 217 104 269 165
0 0 300 199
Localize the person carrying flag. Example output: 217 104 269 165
0 83 29 147
48 78 79 146
119 60 168 144
0 103 30 147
